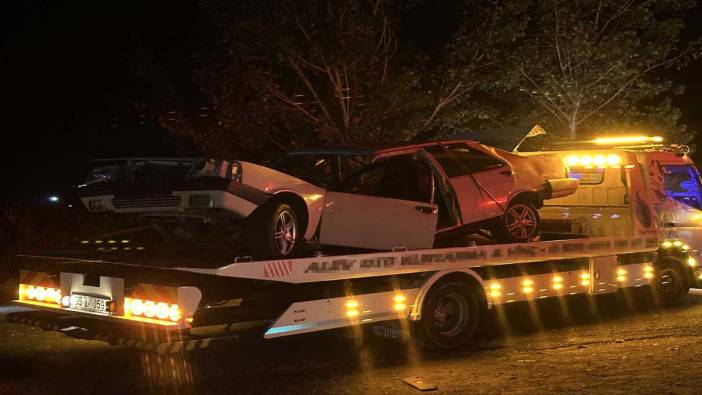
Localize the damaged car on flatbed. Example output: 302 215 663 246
77 140 578 259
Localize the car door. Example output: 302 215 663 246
467 144 515 217
423 143 514 224
319 154 438 250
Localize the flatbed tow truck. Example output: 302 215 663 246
7 136 702 353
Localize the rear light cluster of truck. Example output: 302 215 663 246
18 284 62 305
123 297 181 322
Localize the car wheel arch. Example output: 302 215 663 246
257 192 310 237
508 190 542 209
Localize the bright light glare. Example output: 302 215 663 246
489 282 502 298
592 136 663 145
35 287 46 301
580 272 590 286
345 300 359 309
606 154 621 166
522 279 534 294
593 155 606 167
129 299 144 316
125 297 181 322
566 155 579 166
169 305 181 322
48 195 60 203
156 303 170 320
143 301 156 318
20 284 62 304
688 257 697 267
552 275 563 290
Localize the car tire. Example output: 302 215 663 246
411 280 481 349
247 201 300 260
492 200 540 243
651 260 689 307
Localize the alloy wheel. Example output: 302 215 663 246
273 210 297 256
505 203 538 240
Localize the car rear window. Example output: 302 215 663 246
425 144 504 177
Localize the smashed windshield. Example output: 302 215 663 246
272 154 339 188
273 153 371 188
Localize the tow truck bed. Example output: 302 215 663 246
8 234 699 352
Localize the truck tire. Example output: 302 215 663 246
412 280 481 349
247 201 300 259
492 200 540 243
651 260 689 307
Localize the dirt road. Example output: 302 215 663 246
2 291 702 394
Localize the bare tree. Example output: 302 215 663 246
517 0 698 138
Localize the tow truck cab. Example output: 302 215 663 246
532 145 702 256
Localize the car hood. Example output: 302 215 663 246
493 149 567 181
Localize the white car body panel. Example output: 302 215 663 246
239 161 327 240
465 166 515 220
319 192 438 250
175 190 259 218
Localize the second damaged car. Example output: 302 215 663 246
78 140 578 259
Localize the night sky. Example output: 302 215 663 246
1 0 702 205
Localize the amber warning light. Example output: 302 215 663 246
591 135 663 145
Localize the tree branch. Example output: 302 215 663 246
287 56 343 140
268 86 319 124
577 52 688 125
424 83 466 127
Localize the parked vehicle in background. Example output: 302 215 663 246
77 140 577 259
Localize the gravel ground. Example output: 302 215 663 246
2 291 702 394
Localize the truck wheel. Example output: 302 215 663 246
247 201 300 259
412 280 480 349
651 261 689 307
493 201 540 243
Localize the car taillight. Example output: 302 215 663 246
124 297 181 322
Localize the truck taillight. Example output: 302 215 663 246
19 284 62 305
124 297 181 322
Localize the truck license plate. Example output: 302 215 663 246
70 293 110 314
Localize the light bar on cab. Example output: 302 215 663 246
592 135 663 145
564 153 622 168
